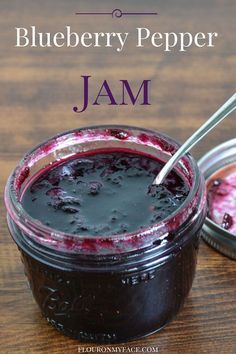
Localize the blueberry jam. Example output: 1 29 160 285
207 163 236 235
5 127 207 343
22 151 189 237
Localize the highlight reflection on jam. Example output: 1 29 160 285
207 163 236 235
22 151 189 236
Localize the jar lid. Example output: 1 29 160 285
198 139 236 260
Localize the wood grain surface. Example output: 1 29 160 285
0 0 235 353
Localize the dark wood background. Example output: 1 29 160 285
0 0 235 353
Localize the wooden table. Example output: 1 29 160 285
0 0 235 353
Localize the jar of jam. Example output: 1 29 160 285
4 125 207 343
199 138 236 259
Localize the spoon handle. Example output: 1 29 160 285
153 93 236 185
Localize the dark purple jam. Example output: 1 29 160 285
207 163 236 235
22 151 189 237
6 128 206 343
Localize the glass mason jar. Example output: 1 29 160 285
4 125 207 343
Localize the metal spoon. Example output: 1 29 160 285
153 93 236 185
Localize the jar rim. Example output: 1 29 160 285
5 125 204 254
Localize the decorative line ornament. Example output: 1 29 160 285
75 9 158 18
